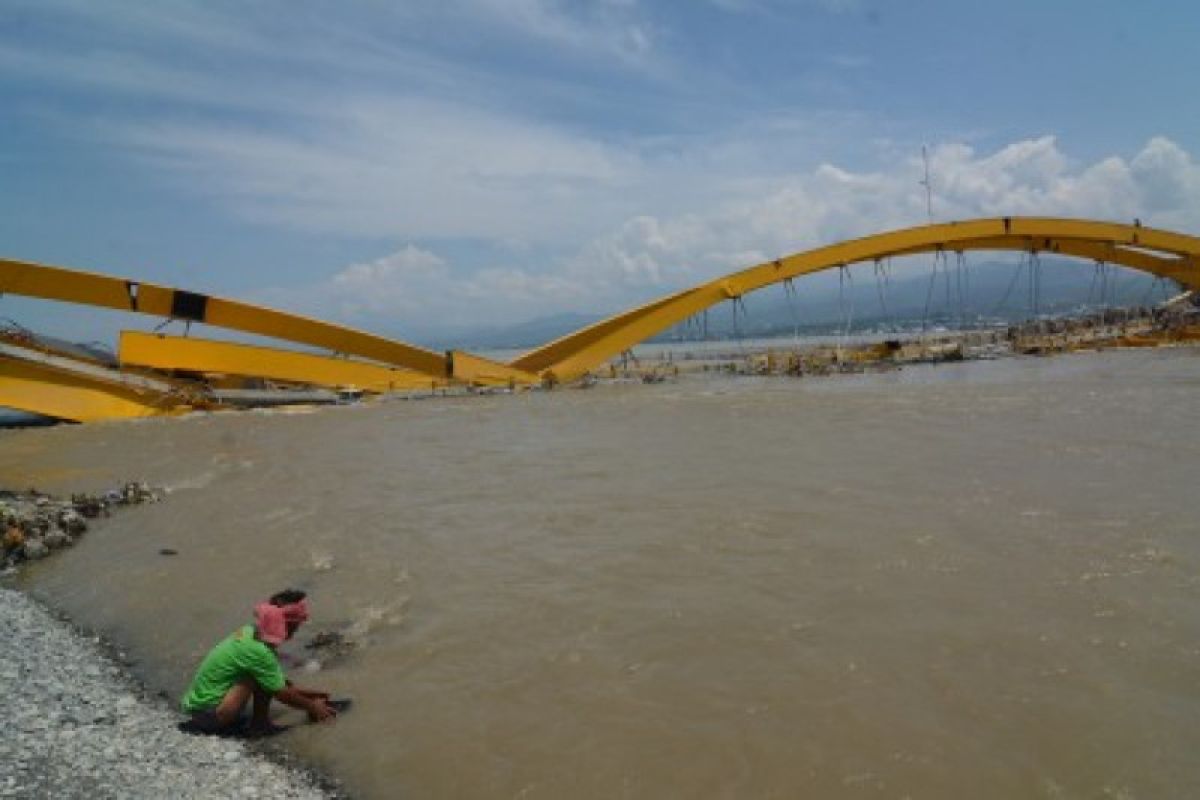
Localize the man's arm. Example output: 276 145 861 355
284 679 330 701
274 684 338 722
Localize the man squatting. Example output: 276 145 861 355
181 589 338 736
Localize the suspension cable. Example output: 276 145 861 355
992 251 1028 318
873 258 893 332
1028 251 1041 317
731 296 748 355
942 250 953 316
1111 264 1147 308
921 251 940 333
1140 275 1162 308
1085 260 1102 309
838 264 856 344
954 251 970 330
782 277 801 341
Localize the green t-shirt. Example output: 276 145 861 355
181 624 287 712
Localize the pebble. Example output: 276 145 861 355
21 539 48 560
0 587 338 800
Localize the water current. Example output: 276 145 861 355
4 348 1200 798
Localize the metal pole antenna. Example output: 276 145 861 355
920 144 934 223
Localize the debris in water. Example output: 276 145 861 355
303 629 357 667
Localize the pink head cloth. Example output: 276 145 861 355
254 602 288 646
282 599 309 624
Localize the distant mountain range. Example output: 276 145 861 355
428 311 603 352
9 257 1176 356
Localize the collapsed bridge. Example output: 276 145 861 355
3 217 1199 421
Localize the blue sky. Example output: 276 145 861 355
2 0 1199 343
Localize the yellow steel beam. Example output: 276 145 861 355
446 350 540 386
0 257 449 378
512 217 1200 382
7 217 1199 392
883 236 1199 278
119 332 444 393
0 356 191 422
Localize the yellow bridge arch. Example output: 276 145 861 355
3 215 1200 419
509 217 1200 382
0 255 537 385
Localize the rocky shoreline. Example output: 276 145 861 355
0 486 347 799
608 297 1200 381
0 588 346 799
1 482 163 575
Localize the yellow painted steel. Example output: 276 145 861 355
0 257 448 378
512 217 1200 382
119 332 444 392
6 216 1200 397
447 350 540 386
883 236 1199 281
0 356 190 422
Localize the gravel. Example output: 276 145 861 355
0 587 341 800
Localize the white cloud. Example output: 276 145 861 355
1130 137 1200 214
1 0 872 246
101 97 641 242
89 99 878 247
2 0 667 135
709 0 864 13
329 245 447 316
265 136 1200 335
572 136 1200 297
9 0 654 68
261 244 590 333
9 4 1199 338
443 0 657 65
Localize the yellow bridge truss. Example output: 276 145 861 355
118 332 444 394
514 217 1200 382
3 216 1199 420
0 339 201 422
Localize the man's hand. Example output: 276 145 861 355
275 684 338 723
307 697 338 723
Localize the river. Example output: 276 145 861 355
4 347 1200 798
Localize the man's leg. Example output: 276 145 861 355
213 679 256 727
249 682 273 730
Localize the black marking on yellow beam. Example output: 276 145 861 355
171 290 209 322
126 281 140 311
0 257 450 377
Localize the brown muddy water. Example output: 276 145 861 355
4 348 1200 799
